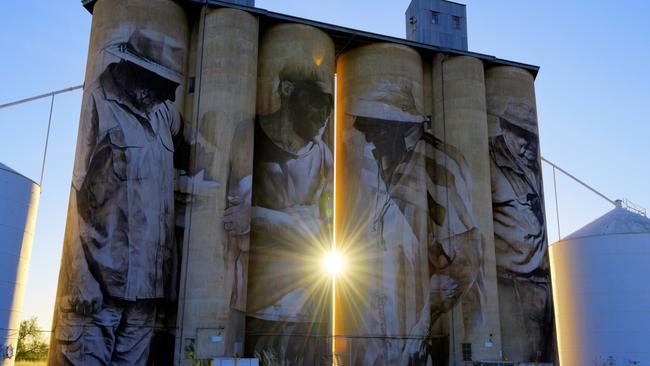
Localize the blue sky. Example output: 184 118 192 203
1 0 648 330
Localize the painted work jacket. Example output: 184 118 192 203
71 66 180 301
247 119 333 323
490 135 549 277
358 126 482 365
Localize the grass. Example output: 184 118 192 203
15 361 47 366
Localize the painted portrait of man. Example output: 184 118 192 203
348 82 482 366
489 101 555 362
245 65 334 365
51 29 214 366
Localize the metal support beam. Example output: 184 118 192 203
552 166 561 240
0 85 83 110
541 156 616 206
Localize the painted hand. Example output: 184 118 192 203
429 274 461 314
66 278 103 315
176 169 220 196
224 195 251 236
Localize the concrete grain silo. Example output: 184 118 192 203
58 0 551 363
550 202 650 366
336 42 427 364
0 163 40 366
431 55 502 363
176 7 258 363
486 65 555 364
48 0 191 364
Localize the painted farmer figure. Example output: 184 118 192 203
245 66 333 365
53 30 186 365
490 102 554 361
350 83 482 366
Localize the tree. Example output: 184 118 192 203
16 317 49 361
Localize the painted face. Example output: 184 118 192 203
131 87 162 112
501 120 538 164
127 62 179 113
289 81 332 140
359 120 400 147
354 118 417 156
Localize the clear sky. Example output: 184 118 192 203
1 0 648 331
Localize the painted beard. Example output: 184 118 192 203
292 102 330 141
132 87 160 113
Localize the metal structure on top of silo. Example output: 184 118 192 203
0 163 40 366
550 201 650 366
406 0 468 50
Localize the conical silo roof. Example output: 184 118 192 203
0 162 38 185
564 206 650 240
0 162 19 174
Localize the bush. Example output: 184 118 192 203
16 317 49 361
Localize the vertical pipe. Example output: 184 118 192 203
553 166 561 241
174 6 258 364
332 73 339 364
422 59 434 120
485 66 556 363
49 0 189 364
432 54 502 363
246 23 335 364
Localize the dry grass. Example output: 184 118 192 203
15 361 47 366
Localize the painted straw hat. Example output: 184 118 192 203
104 29 183 84
349 81 427 123
499 102 538 135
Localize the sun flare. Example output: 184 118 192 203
323 251 344 276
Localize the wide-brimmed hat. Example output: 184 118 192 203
104 29 183 84
257 24 335 116
349 81 427 123
499 102 538 134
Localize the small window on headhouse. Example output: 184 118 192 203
431 11 439 25
409 16 417 32
461 343 472 361
452 15 461 29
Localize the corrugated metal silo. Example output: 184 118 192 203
0 163 40 366
550 202 650 366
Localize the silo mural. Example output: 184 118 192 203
245 23 335 365
485 66 556 363
431 55 500 363
336 42 482 365
51 1 554 364
174 7 258 363
49 0 190 364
